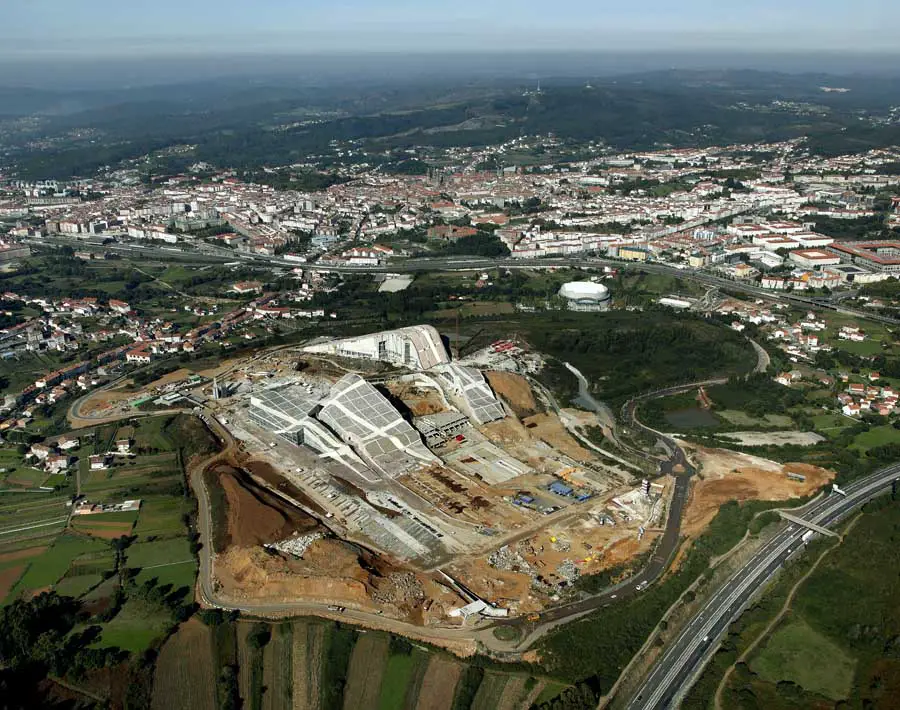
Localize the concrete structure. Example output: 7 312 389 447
432 364 507 425
249 385 368 473
558 281 611 312
778 510 838 537
318 374 438 477
303 325 450 371
414 411 470 446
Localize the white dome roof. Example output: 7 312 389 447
558 281 610 301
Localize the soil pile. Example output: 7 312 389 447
682 447 835 538
217 546 371 604
486 371 539 417
215 464 318 548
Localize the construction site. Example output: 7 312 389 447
199 325 662 623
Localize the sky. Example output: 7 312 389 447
1 0 896 57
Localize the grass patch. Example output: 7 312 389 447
71 511 138 539
851 424 900 453
750 617 856 700
41 473 69 489
378 651 420 710
133 416 177 452
534 680 570 704
320 623 358 710
132 495 191 538
811 413 854 438
471 671 509 710
3 467 49 487
93 598 173 653
717 411 794 429
492 625 521 642
54 573 104 598
128 539 196 593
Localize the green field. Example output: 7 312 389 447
534 680 569 705
377 651 421 710
54 573 105 598
751 618 856 700
133 495 191 537
471 671 510 710
128 538 197 591
133 417 179 452
811 412 854 438
7 533 109 597
81 452 181 497
2 466 49 487
851 424 900 452
93 599 174 653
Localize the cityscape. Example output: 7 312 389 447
1 6 900 710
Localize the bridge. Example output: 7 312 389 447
778 510 839 537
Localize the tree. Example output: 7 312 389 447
247 623 271 649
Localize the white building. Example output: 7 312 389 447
558 281 611 312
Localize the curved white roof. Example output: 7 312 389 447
558 281 610 301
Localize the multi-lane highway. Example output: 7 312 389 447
627 463 900 710
30 235 899 326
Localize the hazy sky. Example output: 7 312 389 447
2 0 895 57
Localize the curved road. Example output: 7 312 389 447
628 464 900 709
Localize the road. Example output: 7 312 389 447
32 236 900 326
628 464 900 710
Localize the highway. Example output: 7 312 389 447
30 235 899 326
627 464 900 710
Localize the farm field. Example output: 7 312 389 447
1 466 50 488
93 599 174 654
415 655 463 710
292 619 326 710
341 633 390 710
377 649 424 710
0 491 69 553
6 533 109 599
811 412 854 438
261 622 293 710
80 452 181 497
71 510 139 539
128 538 197 591
471 671 511 710
151 618 217 710
139 615 555 710
133 495 192 537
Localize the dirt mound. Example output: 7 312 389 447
217 546 372 605
215 465 317 548
486 371 539 417
522 412 594 462
682 446 835 538
244 459 328 514
297 538 371 580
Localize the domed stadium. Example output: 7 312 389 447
558 281 611 312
